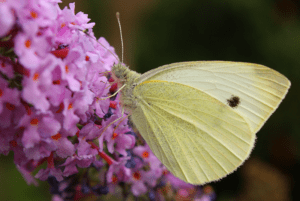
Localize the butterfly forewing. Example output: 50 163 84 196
136 61 291 134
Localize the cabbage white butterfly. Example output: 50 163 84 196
111 61 290 185
108 13 290 185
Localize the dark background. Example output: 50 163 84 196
1 0 299 200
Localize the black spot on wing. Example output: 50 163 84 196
227 95 240 108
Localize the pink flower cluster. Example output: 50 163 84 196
0 0 215 200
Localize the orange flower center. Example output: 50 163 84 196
109 101 117 109
30 118 39 126
112 133 118 140
112 174 118 184
33 73 39 81
53 80 61 85
51 133 62 141
133 171 141 180
142 151 149 158
30 11 38 19
25 39 31 48
68 103 73 110
65 65 69 73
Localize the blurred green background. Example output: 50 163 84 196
1 0 299 200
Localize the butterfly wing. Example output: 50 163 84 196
131 80 254 184
136 61 290 134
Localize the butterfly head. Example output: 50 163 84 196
111 63 128 83
111 63 140 85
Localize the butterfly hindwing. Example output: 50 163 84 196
131 80 255 184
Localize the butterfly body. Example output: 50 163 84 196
112 63 141 112
111 61 290 184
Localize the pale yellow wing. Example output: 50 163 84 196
131 80 254 185
136 61 290 134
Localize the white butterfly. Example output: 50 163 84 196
112 61 290 184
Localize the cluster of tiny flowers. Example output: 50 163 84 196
0 0 215 200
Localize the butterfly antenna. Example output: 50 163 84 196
116 12 124 64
